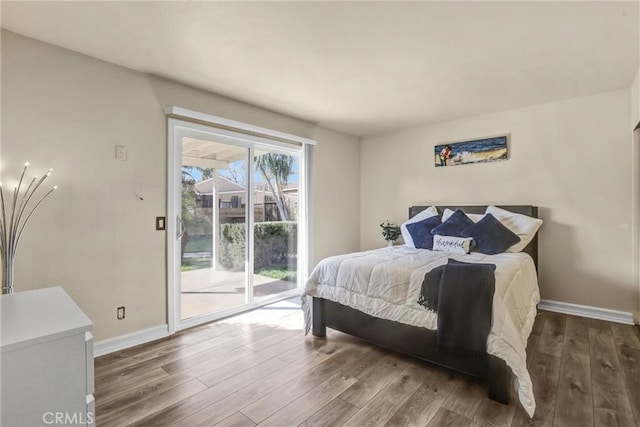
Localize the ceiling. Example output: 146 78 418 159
182 137 247 170
2 1 638 137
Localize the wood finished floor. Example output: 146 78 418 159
94 301 640 427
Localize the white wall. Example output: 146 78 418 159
633 68 640 322
632 68 639 129
361 89 636 314
310 126 361 265
0 31 360 341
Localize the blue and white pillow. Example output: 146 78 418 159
401 206 439 247
485 205 543 253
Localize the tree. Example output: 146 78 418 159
255 154 294 221
218 161 247 186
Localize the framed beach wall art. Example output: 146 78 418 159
434 135 508 167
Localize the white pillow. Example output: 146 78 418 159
485 205 543 253
401 206 439 247
442 208 484 223
432 235 473 255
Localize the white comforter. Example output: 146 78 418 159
302 245 540 417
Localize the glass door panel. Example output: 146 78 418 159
180 137 249 320
252 149 299 300
169 117 306 332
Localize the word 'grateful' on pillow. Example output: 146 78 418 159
432 235 473 254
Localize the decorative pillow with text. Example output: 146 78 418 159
432 235 473 255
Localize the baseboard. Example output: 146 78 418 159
91 301 633 356
94 325 170 357
538 299 635 325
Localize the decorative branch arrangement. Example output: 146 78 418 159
1 162 57 294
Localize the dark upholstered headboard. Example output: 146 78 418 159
409 205 538 269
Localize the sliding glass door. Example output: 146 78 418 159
168 118 305 331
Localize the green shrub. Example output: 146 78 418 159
219 222 297 272
257 268 297 282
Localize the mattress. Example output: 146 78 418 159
302 245 540 417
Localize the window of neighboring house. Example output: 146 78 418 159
201 195 213 208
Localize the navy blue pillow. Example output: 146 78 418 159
460 213 521 255
430 210 474 237
406 216 442 249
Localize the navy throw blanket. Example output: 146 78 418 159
418 259 496 353
437 261 496 352
417 259 468 312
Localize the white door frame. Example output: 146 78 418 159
167 117 308 333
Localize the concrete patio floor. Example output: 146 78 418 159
180 267 297 320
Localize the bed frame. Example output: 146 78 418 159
312 205 539 405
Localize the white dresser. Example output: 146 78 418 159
1 287 94 427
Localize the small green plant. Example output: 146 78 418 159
380 221 401 243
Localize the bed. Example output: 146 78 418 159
302 205 540 417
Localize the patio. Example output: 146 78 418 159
180 267 297 320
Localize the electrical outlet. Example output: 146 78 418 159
117 306 125 320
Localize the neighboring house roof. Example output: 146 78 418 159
194 175 298 196
194 175 245 194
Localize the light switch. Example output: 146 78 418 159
156 216 166 231
116 145 127 161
